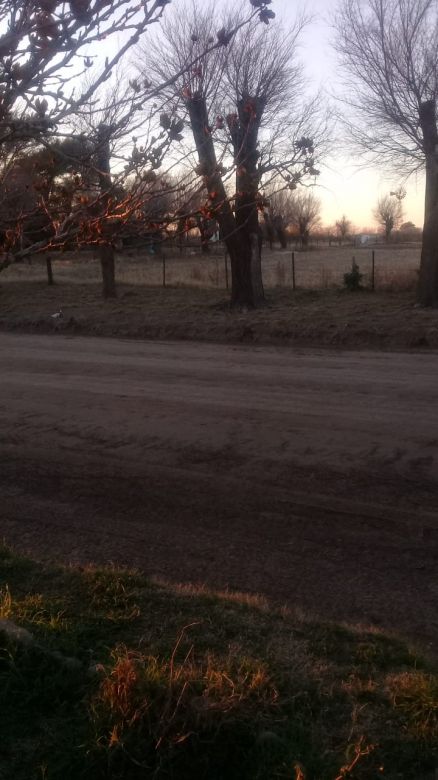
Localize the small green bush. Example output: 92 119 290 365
343 260 363 291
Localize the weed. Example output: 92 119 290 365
387 672 438 742
0 583 12 618
90 642 280 779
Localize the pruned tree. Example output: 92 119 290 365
140 1 326 307
373 194 403 242
335 0 438 306
263 189 297 248
335 214 351 245
287 190 321 247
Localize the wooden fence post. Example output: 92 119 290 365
371 250 375 291
162 251 166 288
291 251 296 290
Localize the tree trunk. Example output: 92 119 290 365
230 96 265 307
97 124 116 299
418 100 438 306
196 216 211 254
274 216 287 249
46 255 54 285
177 216 187 253
263 212 275 249
250 233 264 302
186 95 255 308
99 245 116 299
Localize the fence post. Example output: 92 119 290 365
291 251 296 290
224 248 229 290
162 251 166 288
371 250 375 291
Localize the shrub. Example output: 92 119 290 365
343 259 363 291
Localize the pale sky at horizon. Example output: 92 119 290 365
272 0 425 230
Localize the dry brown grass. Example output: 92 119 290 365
0 241 436 352
386 672 438 742
93 641 277 752
374 268 418 291
2 243 421 291
1 276 438 351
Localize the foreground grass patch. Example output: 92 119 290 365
0 545 436 779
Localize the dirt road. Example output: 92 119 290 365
1 333 437 650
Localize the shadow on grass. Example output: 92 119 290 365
0 545 436 779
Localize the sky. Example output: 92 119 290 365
272 0 425 230
102 0 425 231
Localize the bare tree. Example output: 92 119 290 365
335 214 351 245
0 1 170 159
263 189 298 248
0 0 175 276
373 195 403 242
334 0 438 306
287 190 321 247
140 1 325 307
0 0 262 293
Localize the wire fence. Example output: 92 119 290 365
117 243 421 292
5 242 422 292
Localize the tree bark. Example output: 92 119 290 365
418 100 438 306
99 245 116 299
96 124 116 299
186 95 259 308
229 96 265 306
263 210 275 249
274 215 287 249
301 229 309 248
195 215 211 254
46 255 54 285
250 233 264 302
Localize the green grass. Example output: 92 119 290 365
0 544 436 779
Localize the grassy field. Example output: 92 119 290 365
1 243 421 291
1 243 434 351
1 278 438 351
1 544 437 779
